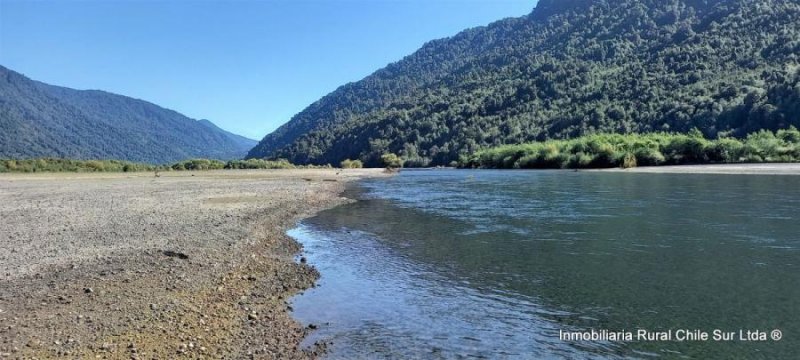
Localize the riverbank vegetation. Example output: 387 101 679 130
7 127 800 173
0 158 326 173
172 158 301 170
340 159 364 168
460 128 800 169
0 159 159 173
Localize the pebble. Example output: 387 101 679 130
0 172 351 359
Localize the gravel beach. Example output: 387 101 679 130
0 169 386 359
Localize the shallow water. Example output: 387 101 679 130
291 169 800 359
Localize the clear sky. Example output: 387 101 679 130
0 0 535 140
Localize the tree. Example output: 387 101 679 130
381 153 403 168
340 159 363 168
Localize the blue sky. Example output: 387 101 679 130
0 0 535 140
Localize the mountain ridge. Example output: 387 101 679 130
0 65 256 163
248 0 800 167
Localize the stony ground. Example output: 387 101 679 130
0 169 385 359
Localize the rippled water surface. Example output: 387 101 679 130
291 170 800 359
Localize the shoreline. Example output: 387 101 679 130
593 163 800 175
0 169 387 359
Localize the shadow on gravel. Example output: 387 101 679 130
162 250 189 260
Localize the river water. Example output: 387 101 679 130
290 169 799 359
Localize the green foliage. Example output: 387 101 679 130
0 158 161 173
709 138 746 163
171 159 226 171
340 159 363 168
0 158 317 173
224 159 297 169
622 153 638 169
381 153 403 168
461 129 800 169
0 66 256 163
777 126 800 144
248 0 800 168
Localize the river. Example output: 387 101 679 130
291 169 799 359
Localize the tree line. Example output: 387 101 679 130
0 158 328 173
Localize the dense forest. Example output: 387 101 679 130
0 66 257 163
248 0 800 167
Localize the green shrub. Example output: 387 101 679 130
777 126 800 144
622 152 637 168
589 142 619 167
225 158 296 169
381 153 403 168
634 147 665 166
745 130 783 159
171 159 226 170
709 138 745 162
340 159 363 168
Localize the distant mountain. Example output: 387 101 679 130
248 0 800 167
0 65 256 163
197 119 258 152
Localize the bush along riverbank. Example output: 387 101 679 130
460 127 800 169
0 158 332 173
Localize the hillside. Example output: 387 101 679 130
0 66 256 163
247 0 800 167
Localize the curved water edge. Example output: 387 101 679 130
289 169 800 359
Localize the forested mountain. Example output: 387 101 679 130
0 66 256 163
248 0 800 167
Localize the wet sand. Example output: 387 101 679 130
598 163 800 175
0 169 386 359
